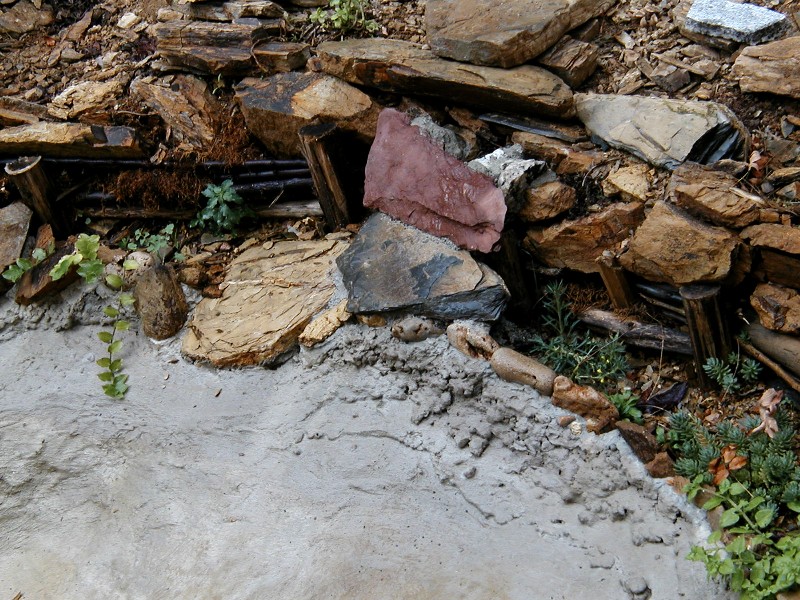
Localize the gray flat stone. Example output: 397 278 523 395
575 93 748 170
336 213 509 320
685 0 790 45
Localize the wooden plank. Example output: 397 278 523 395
4 156 68 235
680 284 732 388
298 122 352 229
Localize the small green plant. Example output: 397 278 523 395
95 272 135 399
531 281 629 389
668 396 800 599
703 352 761 395
120 223 183 262
50 234 137 399
607 389 643 424
191 180 253 235
1 240 55 283
309 0 379 34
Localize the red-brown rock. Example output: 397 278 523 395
551 376 619 434
616 420 659 464
364 108 506 253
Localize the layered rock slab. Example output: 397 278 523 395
0 123 143 158
236 72 380 157
425 0 614 68
524 202 644 273
182 238 348 366
733 37 800 99
619 201 743 285
336 213 509 321
575 93 747 170
669 162 765 228
364 108 505 253
317 39 574 118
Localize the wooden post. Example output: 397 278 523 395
478 231 532 317
298 123 352 230
4 156 68 235
596 250 635 310
680 284 732 388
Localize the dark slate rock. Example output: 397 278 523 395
336 213 509 320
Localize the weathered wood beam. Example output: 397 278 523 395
680 284 732 388
576 307 693 356
298 122 353 230
4 156 69 235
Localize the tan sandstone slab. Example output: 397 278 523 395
750 283 800 335
182 238 348 367
317 38 574 119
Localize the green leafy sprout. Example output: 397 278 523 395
668 408 800 598
703 352 761 396
531 281 629 389
50 234 137 399
309 0 379 34
2 240 55 283
607 389 643 424
191 180 254 235
120 223 183 262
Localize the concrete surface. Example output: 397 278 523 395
0 285 734 599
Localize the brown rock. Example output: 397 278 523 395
0 202 33 293
252 42 310 73
551 376 619 434
391 316 445 343
447 321 499 359
176 264 206 289
130 75 221 151
153 20 285 75
524 202 644 273
536 36 599 88
0 122 142 159
741 223 800 255
555 150 605 175
490 347 557 395
47 80 126 121
426 0 614 68
734 36 800 99
619 201 742 285
557 415 577 427
134 265 189 341
182 239 348 366
669 163 764 228
520 180 576 223
363 108 505 253
299 299 351 347
602 164 651 202
236 72 380 157
0 0 53 34
511 131 572 166
645 452 675 478
616 420 659 464
316 38 574 119
750 283 800 334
